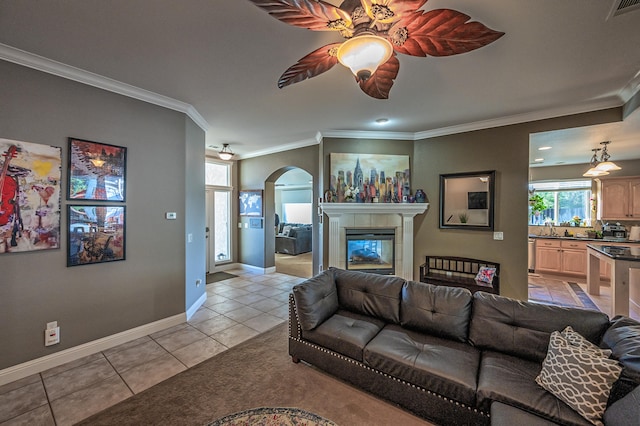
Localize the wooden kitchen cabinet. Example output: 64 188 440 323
535 240 562 273
599 177 640 220
561 240 588 276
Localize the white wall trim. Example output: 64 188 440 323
0 313 186 387
0 43 210 132
186 291 207 321
238 132 323 159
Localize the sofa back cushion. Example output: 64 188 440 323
293 269 339 331
400 281 473 342
602 315 640 384
469 292 610 362
332 268 404 324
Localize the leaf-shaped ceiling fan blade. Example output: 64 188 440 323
247 0 351 31
390 9 504 57
357 55 399 100
278 43 342 89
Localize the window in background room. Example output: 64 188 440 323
529 180 592 226
283 203 312 224
206 160 232 272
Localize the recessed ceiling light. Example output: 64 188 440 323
375 118 389 125
538 146 552 151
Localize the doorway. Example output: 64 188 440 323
274 168 313 278
205 160 232 273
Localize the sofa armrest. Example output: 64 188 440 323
289 294 301 340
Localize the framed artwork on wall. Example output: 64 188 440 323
0 138 62 254
68 138 127 201
239 190 263 216
329 153 410 203
67 205 126 266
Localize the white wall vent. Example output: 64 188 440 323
608 0 640 19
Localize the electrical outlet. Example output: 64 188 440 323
45 325 60 346
196 279 202 287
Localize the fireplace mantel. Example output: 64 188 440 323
320 203 429 280
320 203 428 217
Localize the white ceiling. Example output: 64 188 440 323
1 0 639 165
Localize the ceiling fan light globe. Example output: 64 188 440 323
337 35 393 79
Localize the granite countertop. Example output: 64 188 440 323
587 244 640 261
529 235 638 243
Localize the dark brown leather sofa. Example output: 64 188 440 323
288 268 640 426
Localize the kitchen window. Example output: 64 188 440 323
529 180 592 226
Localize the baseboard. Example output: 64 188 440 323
186 291 207 320
238 263 276 274
0 313 186 387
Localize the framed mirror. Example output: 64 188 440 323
440 170 495 230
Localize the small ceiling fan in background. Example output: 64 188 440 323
248 0 504 99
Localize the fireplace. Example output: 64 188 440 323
346 228 395 275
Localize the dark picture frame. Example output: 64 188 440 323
68 138 127 201
440 170 495 230
239 190 263 217
67 205 126 266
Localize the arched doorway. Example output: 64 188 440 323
271 168 314 278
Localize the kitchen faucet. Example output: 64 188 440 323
547 222 558 237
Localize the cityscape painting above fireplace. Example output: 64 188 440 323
329 153 409 203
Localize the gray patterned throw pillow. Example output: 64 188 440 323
535 331 622 426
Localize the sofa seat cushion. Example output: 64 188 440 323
477 350 590 426
363 324 480 407
491 402 559 426
301 309 385 362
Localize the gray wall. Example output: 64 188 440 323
0 61 203 369
238 145 320 271
321 109 622 300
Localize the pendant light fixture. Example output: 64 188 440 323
594 141 621 172
582 141 622 177
218 143 235 161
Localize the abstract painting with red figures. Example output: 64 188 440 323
0 138 62 254
68 138 126 201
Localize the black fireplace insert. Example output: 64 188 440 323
345 228 395 275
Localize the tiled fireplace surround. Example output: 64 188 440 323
321 204 429 281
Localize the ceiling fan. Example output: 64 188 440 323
248 0 505 99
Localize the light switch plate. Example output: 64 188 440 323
493 232 504 240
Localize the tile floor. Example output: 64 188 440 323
2 270 638 425
0 268 305 426
529 272 640 321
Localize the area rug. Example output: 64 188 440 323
208 407 337 426
529 281 599 311
77 323 430 426
206 271 237 283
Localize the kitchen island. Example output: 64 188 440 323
587 244 640 317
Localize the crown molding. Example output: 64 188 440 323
319 98 624 142
321 129 415 140
0 43 210 132
239 132 323 159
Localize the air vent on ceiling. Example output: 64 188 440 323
608 0 640 19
